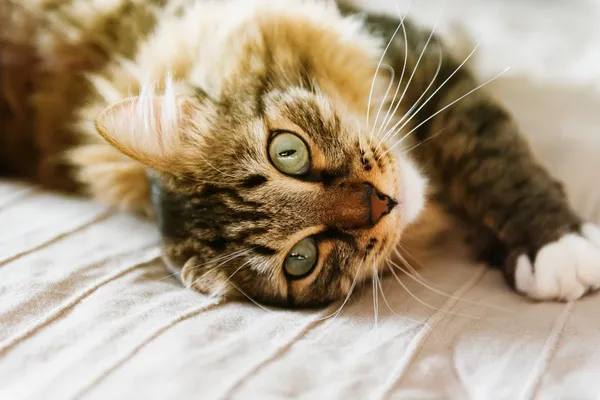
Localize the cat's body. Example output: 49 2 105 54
2 0 600 307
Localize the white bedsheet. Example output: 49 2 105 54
2 1 600 399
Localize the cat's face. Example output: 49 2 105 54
94 0 426 307
149 88 425 307
97 85 425 307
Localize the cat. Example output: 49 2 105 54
2 0 600 307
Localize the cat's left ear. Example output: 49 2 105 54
94 93 215 173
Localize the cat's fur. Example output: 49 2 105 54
2 0 600 307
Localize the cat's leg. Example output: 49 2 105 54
409 70 600 301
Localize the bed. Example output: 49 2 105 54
1 0 600 398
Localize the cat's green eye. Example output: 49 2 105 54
268 132 310 175
284 237 318 278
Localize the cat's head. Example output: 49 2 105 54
94 0 426 307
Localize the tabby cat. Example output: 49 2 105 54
2 0 600 307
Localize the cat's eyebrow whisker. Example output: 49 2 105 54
376 43 444 151
229 282 274 313
379 65 510 159
366 2 410 136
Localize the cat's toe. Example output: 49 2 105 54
514 223 600 301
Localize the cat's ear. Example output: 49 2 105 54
94 93 214 172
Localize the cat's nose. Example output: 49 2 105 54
370 188 396 225
323 182 397 229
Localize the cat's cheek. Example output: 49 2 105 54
398 157 427 225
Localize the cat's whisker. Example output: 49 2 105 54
379 65 510 159
376 43 444 151
365 2 409 136
372 8 409 141
397 128 448 155
200 247 255 272
369 64 396 147
200 249 254 276
349 114 365 155
392 248 516 314
156 271 179 283
374 263 423 325
229 282 274 313
158 248 253 284
315 259 365 324
378 43 480 151
372 259 379 334
386 261 477 319
223 259 253 284
394 247 427 282
188 248 255 287
358 125 364 155
374 6 443 148
198 152 239 179
374 2 409 141
180 175 229 186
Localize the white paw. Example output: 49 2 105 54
515 223 600 301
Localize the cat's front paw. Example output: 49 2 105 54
514 223 600 301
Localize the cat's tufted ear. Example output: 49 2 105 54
95 92 215 173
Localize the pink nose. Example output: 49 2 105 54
370 188 396 225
